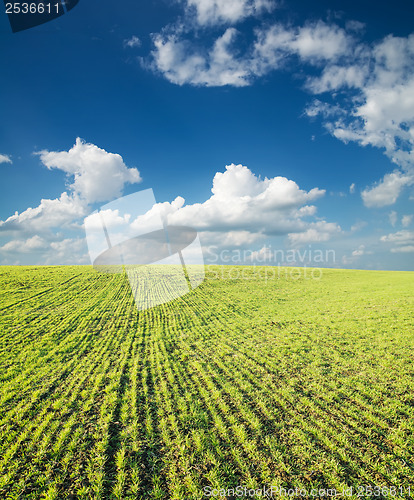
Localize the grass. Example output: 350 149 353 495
0 265 413 499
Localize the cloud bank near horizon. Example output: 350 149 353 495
0 140 343 264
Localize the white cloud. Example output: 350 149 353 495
390 245 414 253
86 208 133 232
0 235 48 253
341 254 353 265
351 244 372 257
287 221 341 245
250 21 352 75
250 24 298 75
345 20 365 33
0 192 87 233
108 163 335 250
185 0 274 25
201 230 263 247
150 21 354 87
306 64 367 93
48 238 89 264
0 235 89 264
305 99 346 118
165 164 326 236
380 230 414 244
289 22 352 62
297 205 317 216
151 28 252 87
349 77 414 163
349 183 355 194
307 33 414 205
350 221 367 232
248 244 273 261
388 210 398 227
351 246 364 257
90 162 332 253
38 138 141 204
114 164 338 262
361 171 414 208
0 154 12 164
402 214 413 227
380 229 414 254
124 36 141 48
0 140 143 264
341 243 373 265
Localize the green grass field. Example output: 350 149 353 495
0 265 413 499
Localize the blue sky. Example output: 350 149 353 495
0 0 413 270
